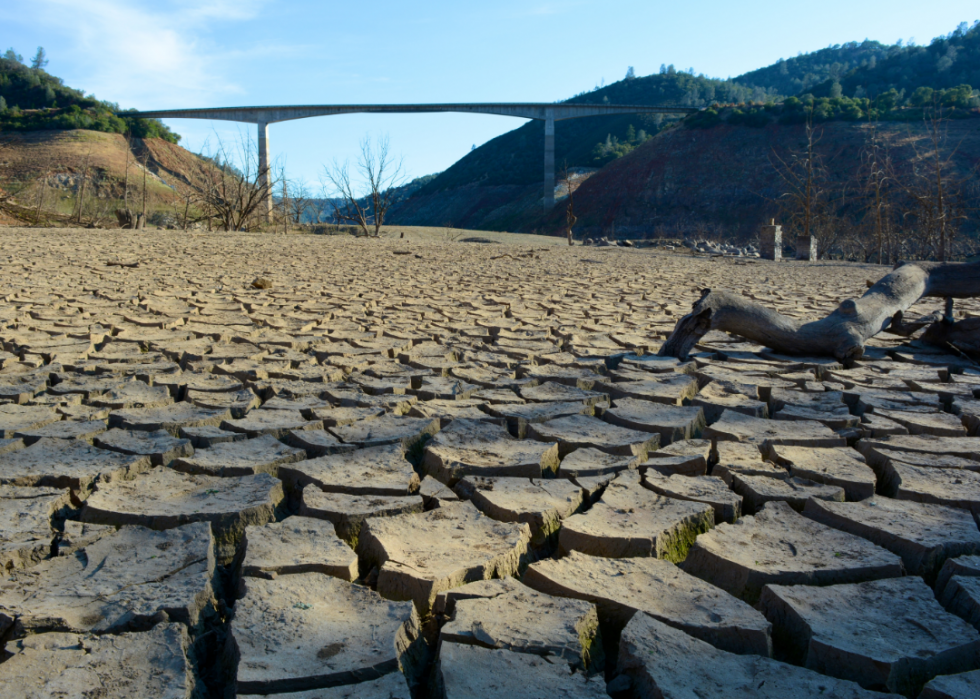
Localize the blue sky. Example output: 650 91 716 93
2 0 977 191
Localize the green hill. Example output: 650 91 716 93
734 40 894 95
0 48 179 142
808 21 980 100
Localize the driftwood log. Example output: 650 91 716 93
659 261 980 362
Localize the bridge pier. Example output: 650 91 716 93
257 121 272 221
543 109 555 210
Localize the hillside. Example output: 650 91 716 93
734 40 894 95
0 50 178 142
809 21 980 100
390 71 776 230
0 129 220 226
538 118 980 252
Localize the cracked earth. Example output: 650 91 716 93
1 229 980 698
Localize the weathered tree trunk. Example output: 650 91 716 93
659 260 980 362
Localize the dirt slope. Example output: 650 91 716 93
541 119 980 240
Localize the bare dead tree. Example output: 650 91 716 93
770 108 825 244
892 104 970 262
561 163 577 246
858 116 894 264
287 180 313 225
198 131 277 232
322 134 405 237
74 149 93 225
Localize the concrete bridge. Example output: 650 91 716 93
123 102 698 214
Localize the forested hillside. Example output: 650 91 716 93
0 47 178 141
809 21 980 100
734 40 893 95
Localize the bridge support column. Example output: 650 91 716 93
543 109 555 210
257 121 272 222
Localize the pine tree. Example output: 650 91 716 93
0 96 6 113
625 66 636 80
30 47 48 71
626 125 636 143
3 48 22 63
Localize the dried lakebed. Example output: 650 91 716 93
1 229 980 697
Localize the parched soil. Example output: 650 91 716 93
1 228 980 698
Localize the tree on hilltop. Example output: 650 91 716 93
3 48 23 63
30 47 48 72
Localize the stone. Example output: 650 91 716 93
597 374 699 406
436 642 607 698
56 519 115 555
559 470 714 561
484 400 595 439
328 414 439 449
94 428 193 466
704 409 846 447
682 501 905 603
558 447 635 478
641 438 713 477
453 476 583 545
438 578 602 670
408 398 499 427
760 576 980 695
280 443 418 497
221 409 321 439
0 522 214 634
875 407 968 437
299 485 423 545
877 460 980 519
171 433 305 477
940 576 980 632
237 672 411 699
858 442 980 474
803 498 980 583
767 445 876 501
642 472 742 523
0 624 194 699
0 438 151 492
177 424 246 448
80 468 282 559
423 419 559 484
418 477 459 509
692 381 770 422
519 381 609 406
0 405 59 438
14 419 106 444
523 551 772 657
243 517 357 582
937 556 980 599
859 435 980 461
0 485 69 573
602 398 705 445
109 403 231 436
310 406 386 427
919 669 980 699
616 612 889 698
285 428 358 456
527 414 659 459
730 473 845 513
91 382 174 410
710 441 788 484
230 573 421 695
358 501 530 613
186 387 261 418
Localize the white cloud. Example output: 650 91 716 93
14 0 270 108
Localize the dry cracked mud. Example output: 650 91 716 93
2 228 980 696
